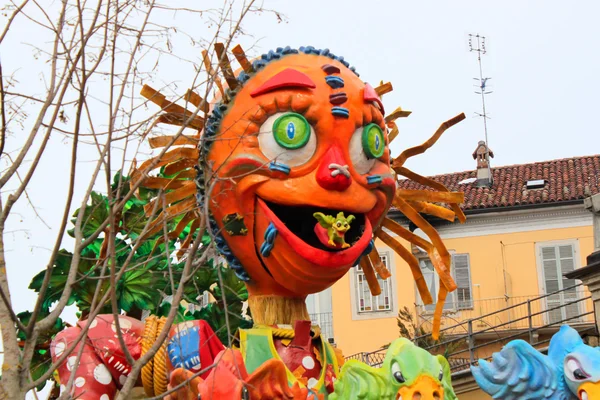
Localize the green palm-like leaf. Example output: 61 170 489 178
116 265 161 312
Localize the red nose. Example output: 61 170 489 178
316 146 352 191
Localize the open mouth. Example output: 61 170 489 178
256 198 373 268
263 200 366 252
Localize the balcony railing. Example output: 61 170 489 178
310 312 334 342
415 289 594 336
345 349 387 367
415 283 597 373
346 283 597 373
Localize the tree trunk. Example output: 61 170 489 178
0 218 26 400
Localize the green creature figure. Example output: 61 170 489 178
313 211 355 248
330 338 457 400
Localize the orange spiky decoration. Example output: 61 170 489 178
133 43 465 339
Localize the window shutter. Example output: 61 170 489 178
453 254 473 310
557 244 580 321
541 245 562 323
540 244 580 324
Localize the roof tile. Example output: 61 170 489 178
397 155 600 211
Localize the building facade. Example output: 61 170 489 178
315 150 600 397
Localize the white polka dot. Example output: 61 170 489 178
88 318 98 329
54 341 66 357
100 395 110 400
307 377 318 389
74 377 85 387
302 356 315 370
66 356 77 371
111 317 132 332
93 364 112 385
119 317 132 330
119 374 127 385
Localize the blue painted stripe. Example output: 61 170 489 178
331 106 350 118
269 161 291 175
325 76 344 89
367 175 383 185
261 222 278 257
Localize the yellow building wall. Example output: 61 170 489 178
332 225 594 356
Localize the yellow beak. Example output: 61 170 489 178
397 375 443 400
578 381 600 400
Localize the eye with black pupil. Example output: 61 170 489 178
393 371 406 383
439 369 443 381
573 369 587 380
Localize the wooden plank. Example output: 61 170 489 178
374 81 393 96
232 44 254 73
202 49 226 99
214 42 239 90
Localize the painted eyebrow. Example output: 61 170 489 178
250 68 316 97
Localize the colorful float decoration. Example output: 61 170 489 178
331 338 456 400
472 325 600 400
51 44 467 399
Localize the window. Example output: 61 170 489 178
416 253 473 312
454 254 473 309
537 242 581 324
356 254 392 313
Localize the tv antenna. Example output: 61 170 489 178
468 34 492 154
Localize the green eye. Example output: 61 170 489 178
362 123 385 159
272 113 310 150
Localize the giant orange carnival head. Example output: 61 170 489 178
201 47 395 298
139 45 466 337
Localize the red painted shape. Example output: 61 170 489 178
381 176 396 188
79 315 143 384
325 364 336 393
314 223 344 249
363 83 385 115
274 321 321 383
257 198 373 268
51 325 118 399
250 68 316 97
316 146 352 192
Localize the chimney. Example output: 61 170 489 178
472 140 494 188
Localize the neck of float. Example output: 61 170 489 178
248 295 310 326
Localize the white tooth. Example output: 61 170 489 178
109 356 114 363
582 391 588 400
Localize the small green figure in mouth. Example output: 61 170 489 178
313 211 356 249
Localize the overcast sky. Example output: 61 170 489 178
1 1 598 395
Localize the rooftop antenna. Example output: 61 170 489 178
468 34 492 149
468 33 494 186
